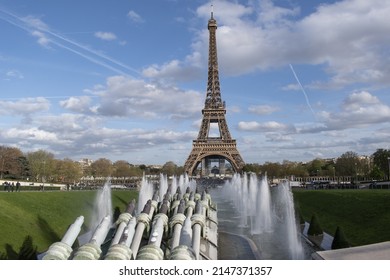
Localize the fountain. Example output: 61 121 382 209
90 181 113 233
159 173 169 201
42 171 308 260
136 174 154 214
275 181 304 259
214 172 306 259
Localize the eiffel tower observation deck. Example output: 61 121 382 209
184 9 245 176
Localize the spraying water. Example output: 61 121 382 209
275 181 304 259
159 173 169 201
252 174 273 234
171 175 178 196
137 174 154 214
220 173 305 259
91 181 112 229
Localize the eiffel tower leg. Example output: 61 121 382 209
219 159 225 175
201 158 206 177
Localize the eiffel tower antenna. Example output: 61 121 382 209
184 9 245 177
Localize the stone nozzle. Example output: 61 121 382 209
142 200 152 214
125 199 136 215
152 191 159 202
163 192 170 201
159 200 169 215
90 215 111 246
42 215 85 260
195 200 203 215
201 190 207 201
174 187 182 201
177 199 185 214
61 215 85 246
167 184 172 194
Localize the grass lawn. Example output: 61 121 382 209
0 190 138 255
293 189 390 247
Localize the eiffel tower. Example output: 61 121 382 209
184 10 245 176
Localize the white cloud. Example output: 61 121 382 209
22 15 48 30
128 10 144 23
322 91 390 130
94 31 117 41
342 91 380 111
270 91 390 135
265 133 293 142
92 75 203 119
31 30 50 47
238 121 294 132
0 97 50 115
235 89 390 163
5 69 24 80
60 96 92 113
142 59 203 82
248 105 279 115
257 0 300 25
3 127 58 142
282 83 300 91
37 114 88 134
146 0 390 88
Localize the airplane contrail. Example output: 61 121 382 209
289 64 317 119
0 7 141 77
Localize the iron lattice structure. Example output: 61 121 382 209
184 12 245 176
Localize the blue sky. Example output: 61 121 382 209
1 0 390 165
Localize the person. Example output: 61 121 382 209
11 182 15 192
16 181 20 192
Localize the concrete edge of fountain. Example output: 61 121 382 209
218 230 262 260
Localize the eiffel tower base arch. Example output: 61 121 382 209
184 141 245 177
200 156 226 177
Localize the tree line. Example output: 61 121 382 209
1 145 390 183
243 149 390 180
0 145 185 184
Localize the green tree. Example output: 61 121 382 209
161 161 177 176
335 151 359 176
139 164 147 171
242 163 261 173
113 160 132 177
0 146 25 179
260 162 282 178
308 214 323 236
331 226 350 249
369 165 384 180
26 150 55 182
307 158 326 176
371 149 390 179
282 160 309 177
17 156 31 180
53 158 83 183
90 158 113 177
